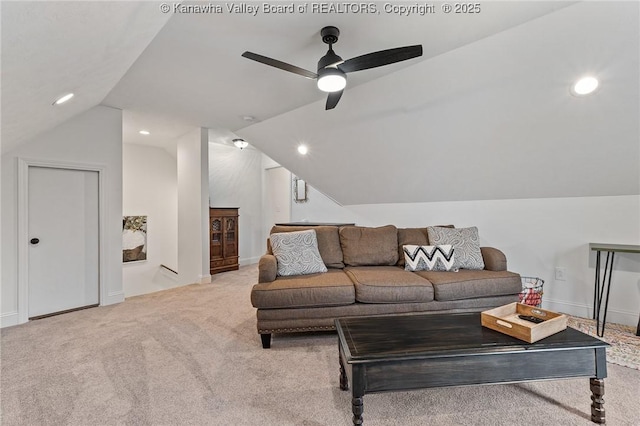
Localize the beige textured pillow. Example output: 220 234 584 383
340 225 398 266
427 226 485 270
270 230 327 276
270 225 344 268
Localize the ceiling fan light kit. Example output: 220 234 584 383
317 68 346 92
242 26 422 110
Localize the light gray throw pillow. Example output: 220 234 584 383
270 229 328 276
426 226 485 270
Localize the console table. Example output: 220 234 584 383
589 243 640 337
275 222 355 226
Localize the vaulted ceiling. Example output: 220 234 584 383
2 1 638 204
238 1 640 204
1 1 172 153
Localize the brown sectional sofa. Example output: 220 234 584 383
251 224 522 348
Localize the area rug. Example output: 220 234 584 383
567 316 640 370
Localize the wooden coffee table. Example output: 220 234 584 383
336 312 609 425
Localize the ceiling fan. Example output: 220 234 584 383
242 26 423 110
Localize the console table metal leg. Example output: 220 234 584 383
593 251 600 320
594 251 614 337
590 378 605 424
352 396 363 425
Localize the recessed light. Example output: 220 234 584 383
139 130 150 135
297 145 308 155
571 76 599 96
53 93 74 105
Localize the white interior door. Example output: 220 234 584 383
28 166 100 318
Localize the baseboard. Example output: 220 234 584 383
544 298 638 327
1 311 19 328
104 291 125 305
198 274 212 284
240 256 260 266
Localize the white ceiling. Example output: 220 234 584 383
4 1 636 205
103 1 574 143
0 1 172 154
1 1 573 151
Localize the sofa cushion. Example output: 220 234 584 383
340 225 398 266
403 245 455 272
413 270 521 301
270 229 327 276
270 225 344 268
251 269 355 309
396 225 454 266
345 266 434 303
396 228 428 266
427 226 485 270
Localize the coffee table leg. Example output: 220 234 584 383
340 358 349 391
590 378 605 424
352 396 363 425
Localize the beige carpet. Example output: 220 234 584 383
2 264 639 425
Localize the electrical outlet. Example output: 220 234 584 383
555 267 567 281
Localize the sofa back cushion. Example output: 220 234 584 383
269 225 344 268
340 225 398 266
396 228 428 266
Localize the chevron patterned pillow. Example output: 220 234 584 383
403 245 456 272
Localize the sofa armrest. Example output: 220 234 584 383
258 254 277 283
481 247 507 271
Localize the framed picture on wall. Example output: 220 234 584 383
122 215 147 263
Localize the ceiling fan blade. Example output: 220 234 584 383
325 90 343 110
242 51 317 79
338 45 423 73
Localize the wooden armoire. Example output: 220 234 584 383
209 208 239 275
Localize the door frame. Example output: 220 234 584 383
17 158 107 324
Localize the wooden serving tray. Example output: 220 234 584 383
481 302 567 343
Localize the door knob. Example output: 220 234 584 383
30 238 40 245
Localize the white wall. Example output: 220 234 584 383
264 167 291 228
122 143 180 297
290 194 640 327
1 106 123 327
177 128 210 285
209 143 263 265
291 183 361 225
